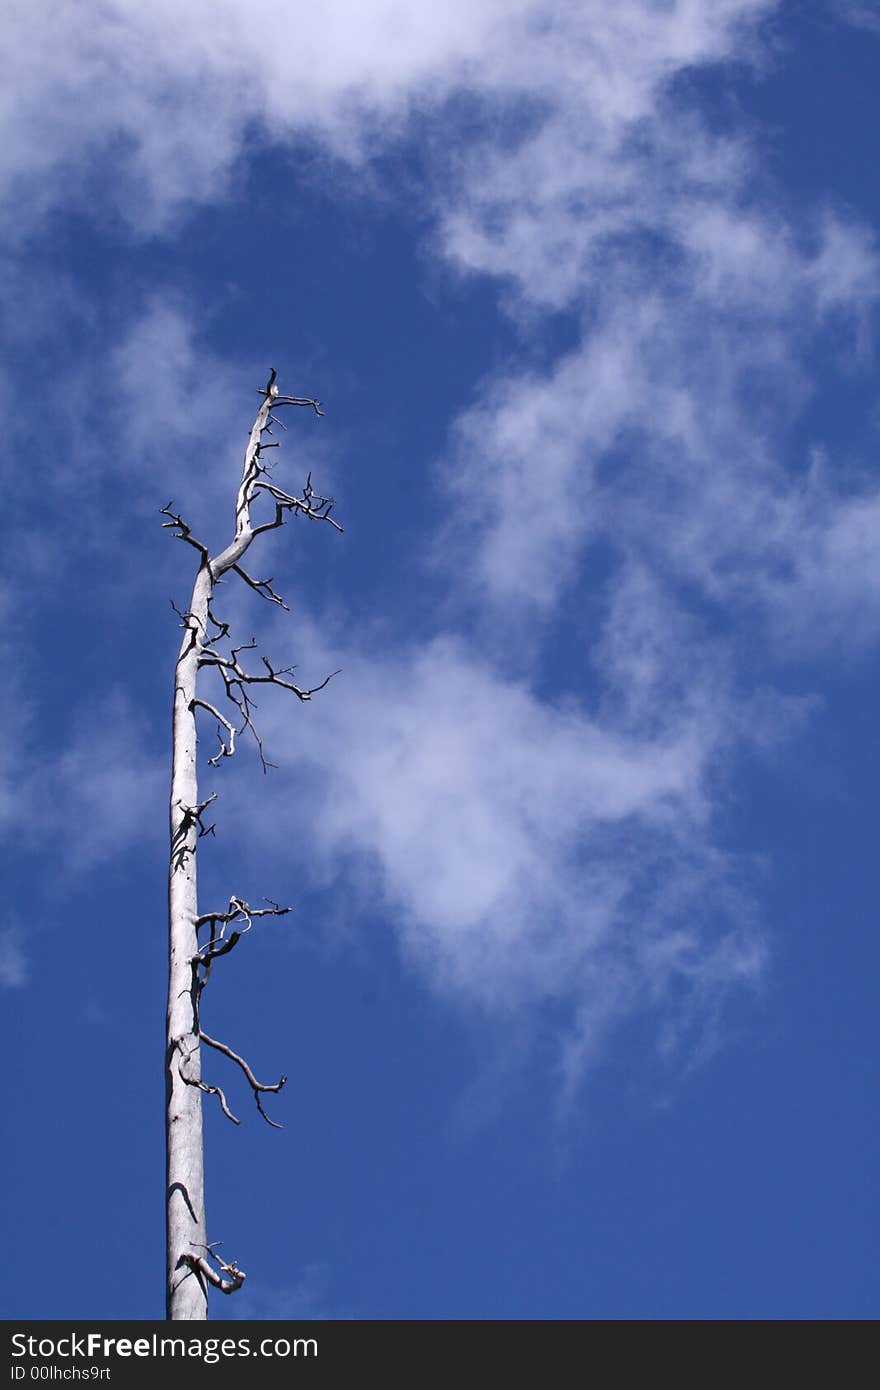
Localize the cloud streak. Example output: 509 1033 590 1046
0 928 28 989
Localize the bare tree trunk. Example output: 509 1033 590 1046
166 564 211 1320
162 373 340 1319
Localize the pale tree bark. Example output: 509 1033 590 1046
163 371 340 1319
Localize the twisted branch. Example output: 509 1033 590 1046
200 1030 287 1129
177 1044 240 1126
196 896 291 934
192 698 237 764
184 1244 246 1295
160 504 210 560
192 897 291 985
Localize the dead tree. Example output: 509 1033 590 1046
162 369 341 1320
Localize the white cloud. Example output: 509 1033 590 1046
0 927 28 988
438 226 879 643
834 1 880 35
48 690 166 869
4 0 877 1093
224 621 767 1064
106 298 254 536
3 2 773 233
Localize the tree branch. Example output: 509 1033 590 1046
171 792 218 868
184 1244 246 1295
177 1046 240 1126
195 896 291 932
160 504 210 560
198 636 340 771
200 1030 287 1129
207 607 230 640
192 698 237 765
272 394 325 416
177 790 217 835
191 897 290 987
231 563 289 609
197 1079 240 1126
252 472 343 533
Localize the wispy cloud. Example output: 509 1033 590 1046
47 691 166 870
227 1264 348 1320
219 618 771 1070
0 927 28 988
834 1 880 35
3 0 877 1095
4 2 771 234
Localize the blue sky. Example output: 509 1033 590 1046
2 0 878 1321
